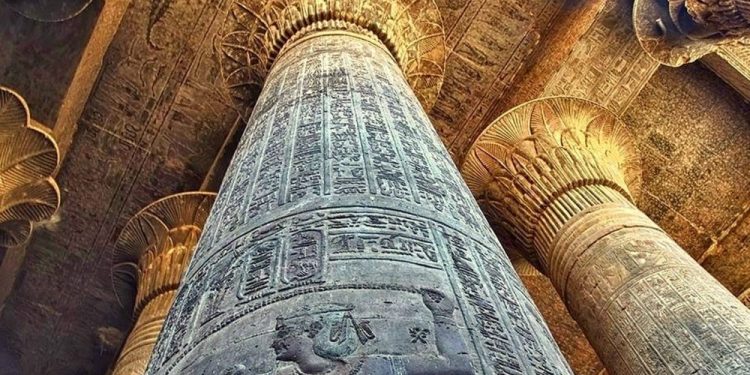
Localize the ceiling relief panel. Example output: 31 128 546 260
428 0 565 159
0 2 102 128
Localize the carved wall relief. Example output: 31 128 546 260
145 3 571 373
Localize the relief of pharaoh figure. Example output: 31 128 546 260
211 289 473 375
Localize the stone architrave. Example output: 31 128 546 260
634 0 750 66
111 192 215 375
462 96 750 374
144 1 572 374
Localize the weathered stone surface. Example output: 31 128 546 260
147 32 570 375
2 0 95 22
624 63 750 301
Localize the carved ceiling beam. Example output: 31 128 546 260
0 87 60 249
462 96 750 374
111 192 215 375
634 0 750 66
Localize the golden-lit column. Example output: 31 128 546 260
0 87 61 249
634 0 750 66
110 193 215 375
462 97 750 374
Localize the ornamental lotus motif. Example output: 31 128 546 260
0 87 60 248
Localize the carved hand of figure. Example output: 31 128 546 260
420 289 455 319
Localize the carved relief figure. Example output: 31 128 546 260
269 289 474 375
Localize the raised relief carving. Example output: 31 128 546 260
270 289 471 375
0 87 60 248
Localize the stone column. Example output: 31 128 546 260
111 193 215 375
634 0 750 66
462 97 750 374
145 1 572 374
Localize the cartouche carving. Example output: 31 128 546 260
462 96 750 374
218 0 446 109
0 87 60 248
634 0 750 66
111 192 215 375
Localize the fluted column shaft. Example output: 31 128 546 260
145 23 571 374
463 97 750 375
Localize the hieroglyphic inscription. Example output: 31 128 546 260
147 33 570 375
562 207 750 375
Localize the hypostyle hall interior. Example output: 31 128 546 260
0 1 749 374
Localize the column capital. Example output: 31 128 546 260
462 97 642 267
218 0 446 109
634 0 750 66
111 192 215 316
740 287 750 307
0 87 61 248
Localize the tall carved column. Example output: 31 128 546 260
145 1 572 374
111 192 215 375
634 0 750 65
740 288 750 307
462 97 750 374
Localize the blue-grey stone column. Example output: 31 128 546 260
146 30 572 375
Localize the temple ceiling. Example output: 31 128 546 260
0 0 748 374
